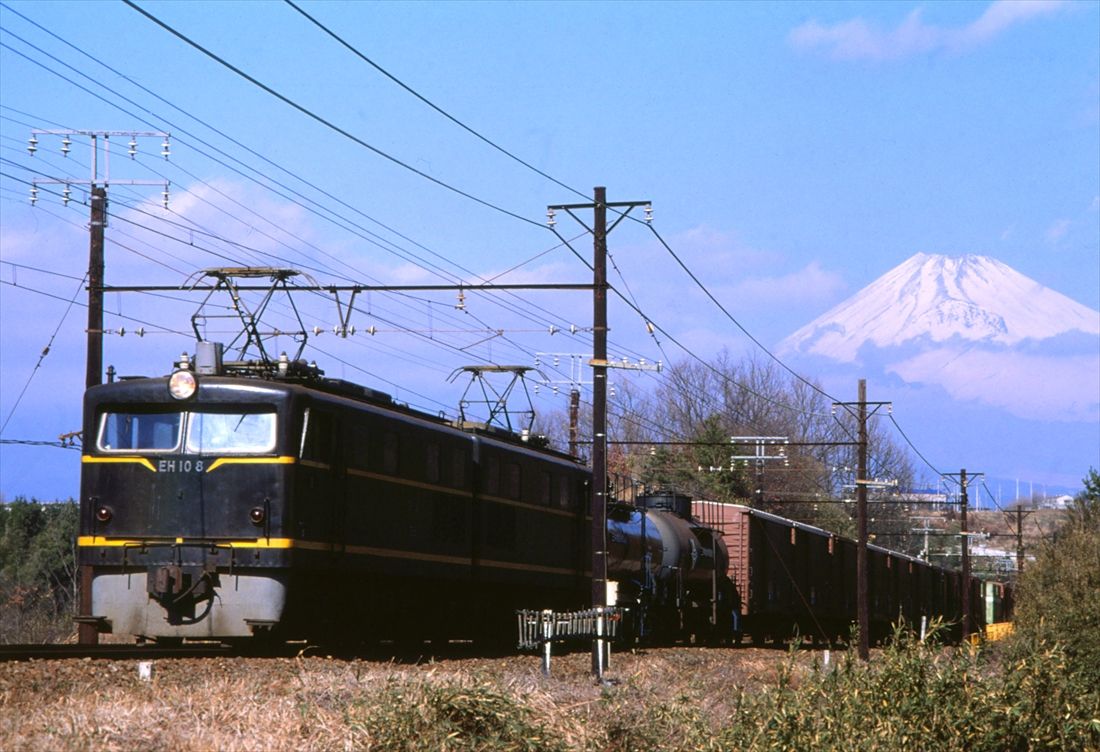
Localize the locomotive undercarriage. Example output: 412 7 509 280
91 567 287 639
83 542 288 639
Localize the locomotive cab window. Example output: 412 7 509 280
98 411 182 452
187 411 276 454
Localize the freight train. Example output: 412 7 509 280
75 347 1005 647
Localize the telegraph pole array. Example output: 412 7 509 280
534 352 661 459
27 129 171 389
834 379 891 661
29 129 170 646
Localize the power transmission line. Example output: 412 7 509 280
122 0 545 229
282 0 589 202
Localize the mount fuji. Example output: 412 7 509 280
780 253 1099 362
776 253 1099 491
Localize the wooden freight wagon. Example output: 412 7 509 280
693 501 972 646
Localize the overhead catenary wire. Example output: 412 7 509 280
122 0 545 230
0 272 87 436
282 0 590 204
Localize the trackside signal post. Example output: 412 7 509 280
548 188 649 678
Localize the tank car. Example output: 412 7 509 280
606 491 734 643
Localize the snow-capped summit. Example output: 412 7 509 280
778 253 1100 362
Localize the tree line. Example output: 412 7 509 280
0 497 78 643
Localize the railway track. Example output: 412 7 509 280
0 641 260 662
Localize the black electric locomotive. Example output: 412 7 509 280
75 347 732 645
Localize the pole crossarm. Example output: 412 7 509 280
832 400 892 420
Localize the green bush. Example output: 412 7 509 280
1012 468 1100 692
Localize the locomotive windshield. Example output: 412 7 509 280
99 412 182 452
186 412 276 454
97 410 276 454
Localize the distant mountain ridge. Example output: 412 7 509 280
779 253 1100 362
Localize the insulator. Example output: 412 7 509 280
569 324 577 335
118 327 126 337
548 325 557 335
62 185 71 206
644 204 653 223
61 136 71 156
645 321 655 334
162 185 170 209
348 326 355 335
312 326 323 335
161 138 171 159
533 383 540 394
367 325 377 336
29 186 38 205
546 208 556 227
27 135 38 155
136 327 146 337
128 138 138 158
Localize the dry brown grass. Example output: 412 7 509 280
0 646 810 751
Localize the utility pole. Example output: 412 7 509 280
1009 504 1032 576
834 379 890 661
86 187 106 389
569 388 580 458
945 469 982 642
28 129 170 645
856 381 869 660
960 468 970 641
548 188 649 678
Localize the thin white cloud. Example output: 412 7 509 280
1045 218 1071 243
889 348 1099 422
789 1 1067 62
733 261 847 307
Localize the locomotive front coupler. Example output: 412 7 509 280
147 543 223 625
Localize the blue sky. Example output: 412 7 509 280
1 0 1097 501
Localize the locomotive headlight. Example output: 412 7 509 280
95 505 113 523
249 506 266 525
168 369 197 400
